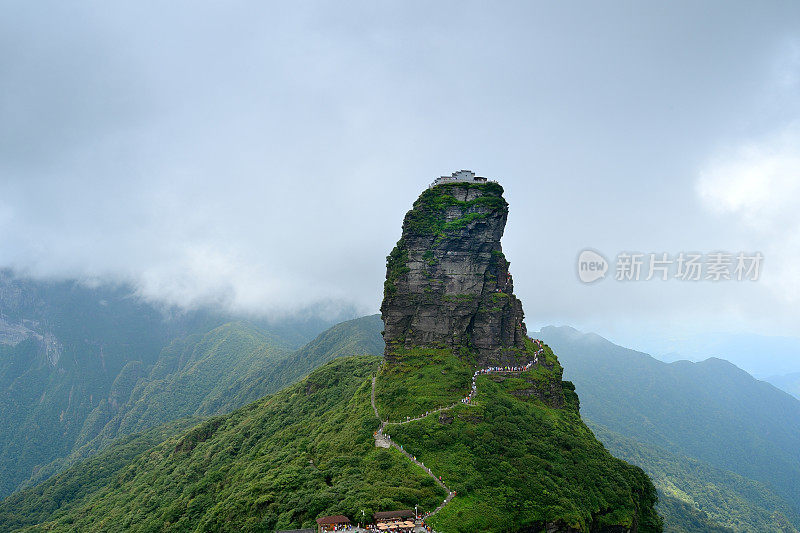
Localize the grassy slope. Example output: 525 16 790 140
374 347 474 420
1 356 445 532
377 345 662 533
223 314 385 408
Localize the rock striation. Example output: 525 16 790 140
380 179 530 365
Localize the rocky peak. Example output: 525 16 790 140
380 179 529 365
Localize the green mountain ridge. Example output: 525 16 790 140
0 346 663 533
587 423 800 533
538 325 800 532
0 417 204 531
765 372 800 400
0 269 376 497
18 322 291 490
16 315 385 493
0 274 227 498
5 312 796 531
0 356 445 531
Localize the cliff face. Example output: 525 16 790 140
380 181 528 365
377 178 662 533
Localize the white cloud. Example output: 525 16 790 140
3 1 800 342
696 125 800 301
697 127 800 224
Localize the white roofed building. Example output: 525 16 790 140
429 170 493 188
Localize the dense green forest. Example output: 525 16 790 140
0 357 445 531
589 424 800 533
0 274 223 497
379 346 661 532
0 272 371 496
4 274 800 532
0 349 661 532
0 418 203 530
18 322 292 489
22 315 384 490
539 325 800 532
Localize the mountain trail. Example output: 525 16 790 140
369 344 544 519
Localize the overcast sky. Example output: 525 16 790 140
2 1 800 353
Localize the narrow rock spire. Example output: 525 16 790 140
380 177 529 365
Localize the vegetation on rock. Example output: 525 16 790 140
376 181 662 532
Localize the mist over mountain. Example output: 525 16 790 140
2 3 800 532
0 271 369 497
5 256 799 532
0 179 667 533
3 2 800 346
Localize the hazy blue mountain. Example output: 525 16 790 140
633 332 800 378
538 325 800 530
765 372 800 400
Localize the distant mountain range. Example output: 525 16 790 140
632 331 800 379
537 325 800 533
19 317 384 491
764 372 800 400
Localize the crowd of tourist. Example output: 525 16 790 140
460 340 545 405
368 339 548 532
